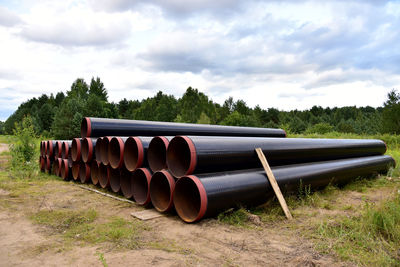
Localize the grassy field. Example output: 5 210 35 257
1 133 400 266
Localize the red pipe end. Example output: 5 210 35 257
173 175 208 223
109 137 124 169
131 168 152 206
71 138 81 162
120 167 133 199
57 158 62 177
150 170 176 213
109 167 121 193
81 117 91 138
44 141 48 156
62 141 70 159
98 163 110 188
166 136 197 178
123 137 144 172
90 161 100 185
82 138 94 163
101 137 112 165
95 137 103 163
148 136 170 172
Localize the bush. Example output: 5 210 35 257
10 115 38 176
306 122 334 134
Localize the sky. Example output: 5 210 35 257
0 0 399 121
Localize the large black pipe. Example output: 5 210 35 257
100 136 112 165
71 138 82 162
131 168 153 206
61 141 73 160
150 170 176 213
173 155 395 223
54 140 67 158
167 136 387 177
120 167 133 199
82 138 97 163
109 167 121 193
79 162 91 183
123 137 153 172
147 136 174 172
46 140 57 157
90 161 100 185
109 137 129 169
98 163 110 188
81 117 286 138
60 159 72 181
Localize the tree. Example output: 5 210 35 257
382 89 400 134
0 121 4 134
306 122 334 134
67 78 88 99
89 77 108 101
52 98 85 139
38 103 54 132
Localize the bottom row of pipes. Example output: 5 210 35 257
39 151 395 223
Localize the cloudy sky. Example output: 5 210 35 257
0 0 399 121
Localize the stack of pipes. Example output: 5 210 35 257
38 117 396 223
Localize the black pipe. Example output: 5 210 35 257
150 170 176 212
109 167 121 193
81 117 286 138
123 137 153 172
95 137 103 163
98 163 110 188
120 167 133 199
46 140 56 157
100 136 112 165
71 138 82 162
60 159 72 181
148 136 174 172
90 161 100 185
173 155 395 223
82 138 97 163
54 140 66 158
45 156 53 174
79 162 91 183
167 136 387 177
131 168 152 206
61 141 72 160
109 137 129 169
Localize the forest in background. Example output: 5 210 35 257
1 77 399 139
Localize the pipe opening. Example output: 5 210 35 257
72 162 80 180
109 167 121 193
46 141 50 156
79 162 90 183
167 136 196 177
120 167 133 199
109 137 123 169
81 117 91 138
71 138 81 162
174 176 203 222
98 163 109 188
45 157 51 173
57 158 62 177
52 161 58 175
40 157 45 171
131 168 151 205
54 141 61 158
95 138 103 162
61 142 69 159
123 137 143 171
61 159 69 181
100 137 111 165
82 138 93 163
90 161 99 185
148 137 169 172
150 171 174 212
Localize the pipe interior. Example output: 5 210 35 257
109 138 122 168
124 138 139 171
150 172 171 211
79 163 88 183
98 164 109 188
132 169 149 205
101 138 110 164
120 168 133 198
109 168 121 192
90 161 99 185
167 137 192 177
95 138 102 162
82 139 90 162
174 177 201 222
71 139 79 161
148 137 167 172
61 161 66 179
72 162 80 180
81 118 88 138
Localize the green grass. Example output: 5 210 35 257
315 193 400 266
0 135 15 144
217 208 251 227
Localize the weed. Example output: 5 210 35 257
96 252 108 267
217 208 250 227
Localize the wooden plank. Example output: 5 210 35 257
255 148 293 220
131 210 163 220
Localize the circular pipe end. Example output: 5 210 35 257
72 161 80 180
109 167 121 193
61 159 70 181
120 167 133 199
131 168 152 205
61 141 69 159
71 138 81 162
98 163 110 188
82 138 94 163
44 141 48 155
109 137 124 169
173 175 207 223
167 136 197 178
95 137 103 162
100 137 112 165
81 117 91 138
57 158 62 177
90 161 100 185
79 162 91 183
150 170 175 213
123 137 144 172
148 136 170 172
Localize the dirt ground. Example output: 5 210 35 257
0 143 396 266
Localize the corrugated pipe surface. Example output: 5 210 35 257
81 117 286 138
173 155 395 223
167 136 387 177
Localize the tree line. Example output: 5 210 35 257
2 77 399 139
